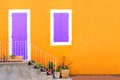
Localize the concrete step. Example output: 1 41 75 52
0 62 41 80
0 62 72 80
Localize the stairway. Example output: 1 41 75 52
0 62 52 80
0 41 72 80
0 62 72 80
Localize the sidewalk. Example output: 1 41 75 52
72 75 120 80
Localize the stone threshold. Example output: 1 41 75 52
0 61 28 64
53 77 72 80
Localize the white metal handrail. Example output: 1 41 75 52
0 41 58 73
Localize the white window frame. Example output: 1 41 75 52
50 9 72 46
8 9 31 60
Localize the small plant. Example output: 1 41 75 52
58 56 72 70
56 67 60 72
41 65 46 72
28 60 35 65
58 56 72 78
10 54 15 59
2 55 6 61
54 67 60 79
48 61 55 69
47 61 55 75
30 60 35 63
34 63 41 69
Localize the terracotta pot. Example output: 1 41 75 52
61 69 69 78
15 56 23 61
8 57 15 61
8 56 23 61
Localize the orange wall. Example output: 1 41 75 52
0 0 120 74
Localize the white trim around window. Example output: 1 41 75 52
50 9 72 46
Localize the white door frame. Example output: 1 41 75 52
8 9 31 60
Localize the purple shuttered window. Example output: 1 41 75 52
54 13 69 42
51 9 72 46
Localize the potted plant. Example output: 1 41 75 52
34 63 41 69
28 60 35 65
14 56 23 61
60 66 70 78
10 54 15 59
1 55 6 62
48 61 55 70
54 67 60 79
41 65 46 72
47 61 55 75
59 56 72 78
9 54 15 61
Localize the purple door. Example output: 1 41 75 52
54 13 69 42
12 13 28 60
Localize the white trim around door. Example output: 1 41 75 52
8 9 31 60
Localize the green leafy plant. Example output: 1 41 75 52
30 60 35 63
56 67 60 72
57 56 72 78
28 60 35 65
2 55 6 61
34 63 41 69
48 61 55 69
10 54 15 59
54 67 61 79
46 61 55 75
58 56 72 70
41 65 47 72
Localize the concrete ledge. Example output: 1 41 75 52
0 61 28 65
53 77 72 80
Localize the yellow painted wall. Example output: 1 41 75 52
0 0 120 74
